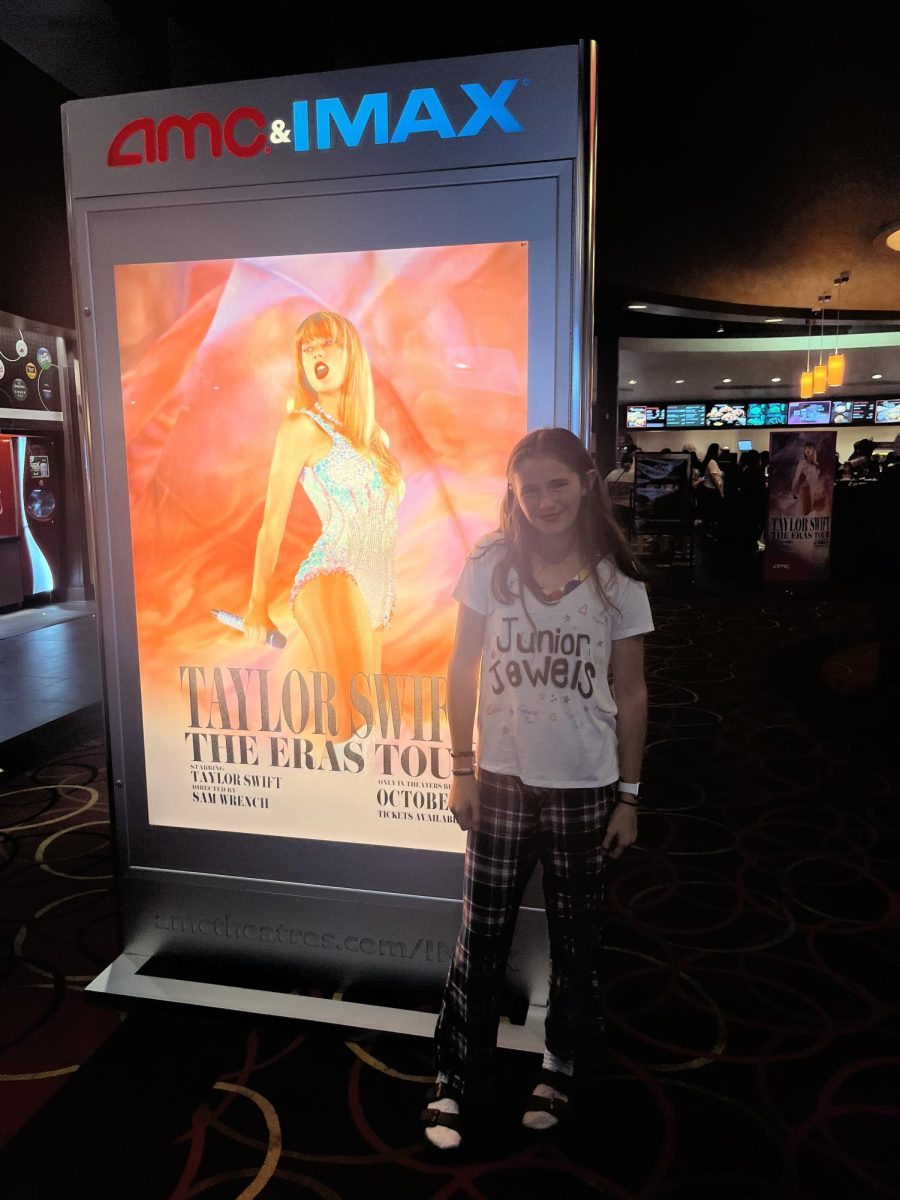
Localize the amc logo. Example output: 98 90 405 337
106 81 524 167
108 107 265 166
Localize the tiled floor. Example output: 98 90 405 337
0 608 103 743
0 601 94 640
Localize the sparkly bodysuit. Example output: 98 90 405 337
289 407 403 628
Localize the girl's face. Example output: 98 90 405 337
301 333 348 397
511 455 591 537
804 445 816 463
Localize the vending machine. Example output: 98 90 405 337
0 434 24 608
14 433 63 597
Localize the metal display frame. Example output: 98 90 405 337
64 44 598 1042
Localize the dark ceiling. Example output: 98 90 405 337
2 3 900 329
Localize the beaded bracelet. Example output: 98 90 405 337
615 795 640 808
452 767 476 777
450 750 475 758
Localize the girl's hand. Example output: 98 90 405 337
601 800 638 859
449 773 480 832
243 604 276 645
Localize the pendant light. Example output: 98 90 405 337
828 272 849 386
800 313 814 399
813 296 829 395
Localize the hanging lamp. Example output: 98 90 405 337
812 297 829 395
800 313 814 399
827 272 849 386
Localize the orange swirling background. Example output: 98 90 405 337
115 244 528 733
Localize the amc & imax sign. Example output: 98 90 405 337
107 80 524 167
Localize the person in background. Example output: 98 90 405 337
699 442 725 536
847 438 877 479
605 452 636 531
734 449 767 576
683 444 703 481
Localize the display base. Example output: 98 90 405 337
86 952 546 1052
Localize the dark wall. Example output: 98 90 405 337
0 44 75 329
3 6 898 327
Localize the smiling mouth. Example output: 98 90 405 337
314 362 329 380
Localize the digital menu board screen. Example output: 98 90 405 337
788 400 831 425
747 403 787 426
832 399 874 425
643 406 666 429
765 403 787 426
706 403 747 427
626 406 647 428
875 399 900 424
852 401 875 423
666 404 707 428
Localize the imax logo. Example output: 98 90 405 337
107 80 524 167
293 80 523 149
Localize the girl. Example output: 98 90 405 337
698 442 725 536
423 427 653 1150
243 311 403 740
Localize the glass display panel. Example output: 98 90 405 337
114 243 528 852
643 405 666 429
706 402 747 427
832 399 874 425
665 403 706 428
788 400 831 425
875 399 900 424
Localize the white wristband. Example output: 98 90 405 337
617 781 640 796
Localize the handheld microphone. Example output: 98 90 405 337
212 609 287 649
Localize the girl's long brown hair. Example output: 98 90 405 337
487 427 642 610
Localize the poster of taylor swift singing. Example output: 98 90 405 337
764 429 836 581
114 243 528 850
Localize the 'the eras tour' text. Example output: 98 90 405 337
179 664 451 778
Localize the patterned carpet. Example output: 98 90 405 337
0 585 897 1199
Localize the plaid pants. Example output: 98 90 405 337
434 769 615 1098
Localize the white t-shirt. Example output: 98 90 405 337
453 537 654 788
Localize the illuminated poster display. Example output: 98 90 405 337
764 430 836 581
115 243 527 850
65 46 591 1020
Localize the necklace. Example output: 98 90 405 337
538 565 592 602
532 545 589 596
313 400 342 426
